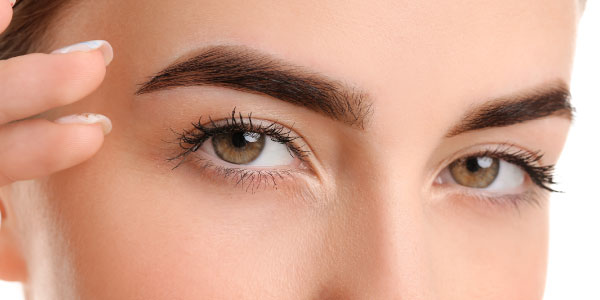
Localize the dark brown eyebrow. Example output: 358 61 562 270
446 81 574 137
135 45 373 129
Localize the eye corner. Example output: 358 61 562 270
430 143 558 211
163 111 321 192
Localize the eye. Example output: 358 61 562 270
167 110 313 191
433 146 558 208
442 156 525 191
202 130 295 166
168 109 310 178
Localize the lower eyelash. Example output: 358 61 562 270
185 157 302 193
167 108 310 170
434 144 559 211
472 189 545 209
165 109 311 191
444 188 547 214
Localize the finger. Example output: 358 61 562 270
0 116 111 186
0 40 113 124
0 0 14 34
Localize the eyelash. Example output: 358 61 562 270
441 145 558 208
166 111 558 205
166 109 310 190
467 146 557 191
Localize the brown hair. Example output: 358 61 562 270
0 0 72 60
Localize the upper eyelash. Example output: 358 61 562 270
166 113 557 196
463 145 558 193
167 108 310 169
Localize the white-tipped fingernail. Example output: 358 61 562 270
54 113 113 135
51 40 114 66
9 0 16 7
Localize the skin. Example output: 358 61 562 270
0 0 583 299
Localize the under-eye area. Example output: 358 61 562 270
433 143 557 209
166 108 313 192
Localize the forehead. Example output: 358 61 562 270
53 0 577 117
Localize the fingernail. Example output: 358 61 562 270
9 0 16 7
54 113 113 135
51 40 114 66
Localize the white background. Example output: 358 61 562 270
1 2 599 299
545 1 600 299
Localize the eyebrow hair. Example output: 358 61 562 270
446 81 574 137
135 45 373 129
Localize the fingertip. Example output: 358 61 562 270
58 123 107 162
37 119 108 168
50 40 113 66
98 41 114 66
49 51 108 105
0 1 13 33
0 119 108 184
54 113 112 136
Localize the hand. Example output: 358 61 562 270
0 0 113 186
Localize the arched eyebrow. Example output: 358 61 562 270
446 80 574 137
135 45 373 129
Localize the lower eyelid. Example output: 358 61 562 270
433 143 556 193
432 167 545 210
182 155 312 192
165 109 317 188
434 171 532 195
435 188 547 213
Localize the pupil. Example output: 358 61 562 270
465 157 480 172
231 132 248 148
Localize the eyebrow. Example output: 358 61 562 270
446 81 574 137
135 45 373 129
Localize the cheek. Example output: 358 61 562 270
43 143 327 299
427 200 548 299
41 114 550 299
46 157 233 298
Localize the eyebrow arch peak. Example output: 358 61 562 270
135 45 373 129
446 81 574 137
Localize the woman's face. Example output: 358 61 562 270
3 0 580 298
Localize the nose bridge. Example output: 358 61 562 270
329 160 435 299
368 179 432 297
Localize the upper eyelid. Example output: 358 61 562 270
164 115 318 191
436 142 545 169
430 143 550 182
197 109 312 153
198 117 303 146
435 143 557 194
168 112 312 167
193 110 295 134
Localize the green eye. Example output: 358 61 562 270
449 156 500 188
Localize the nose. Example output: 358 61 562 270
317 174 437 299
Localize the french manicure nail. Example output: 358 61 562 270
9 0 15 7
54 113 113 135
51 40 114 66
